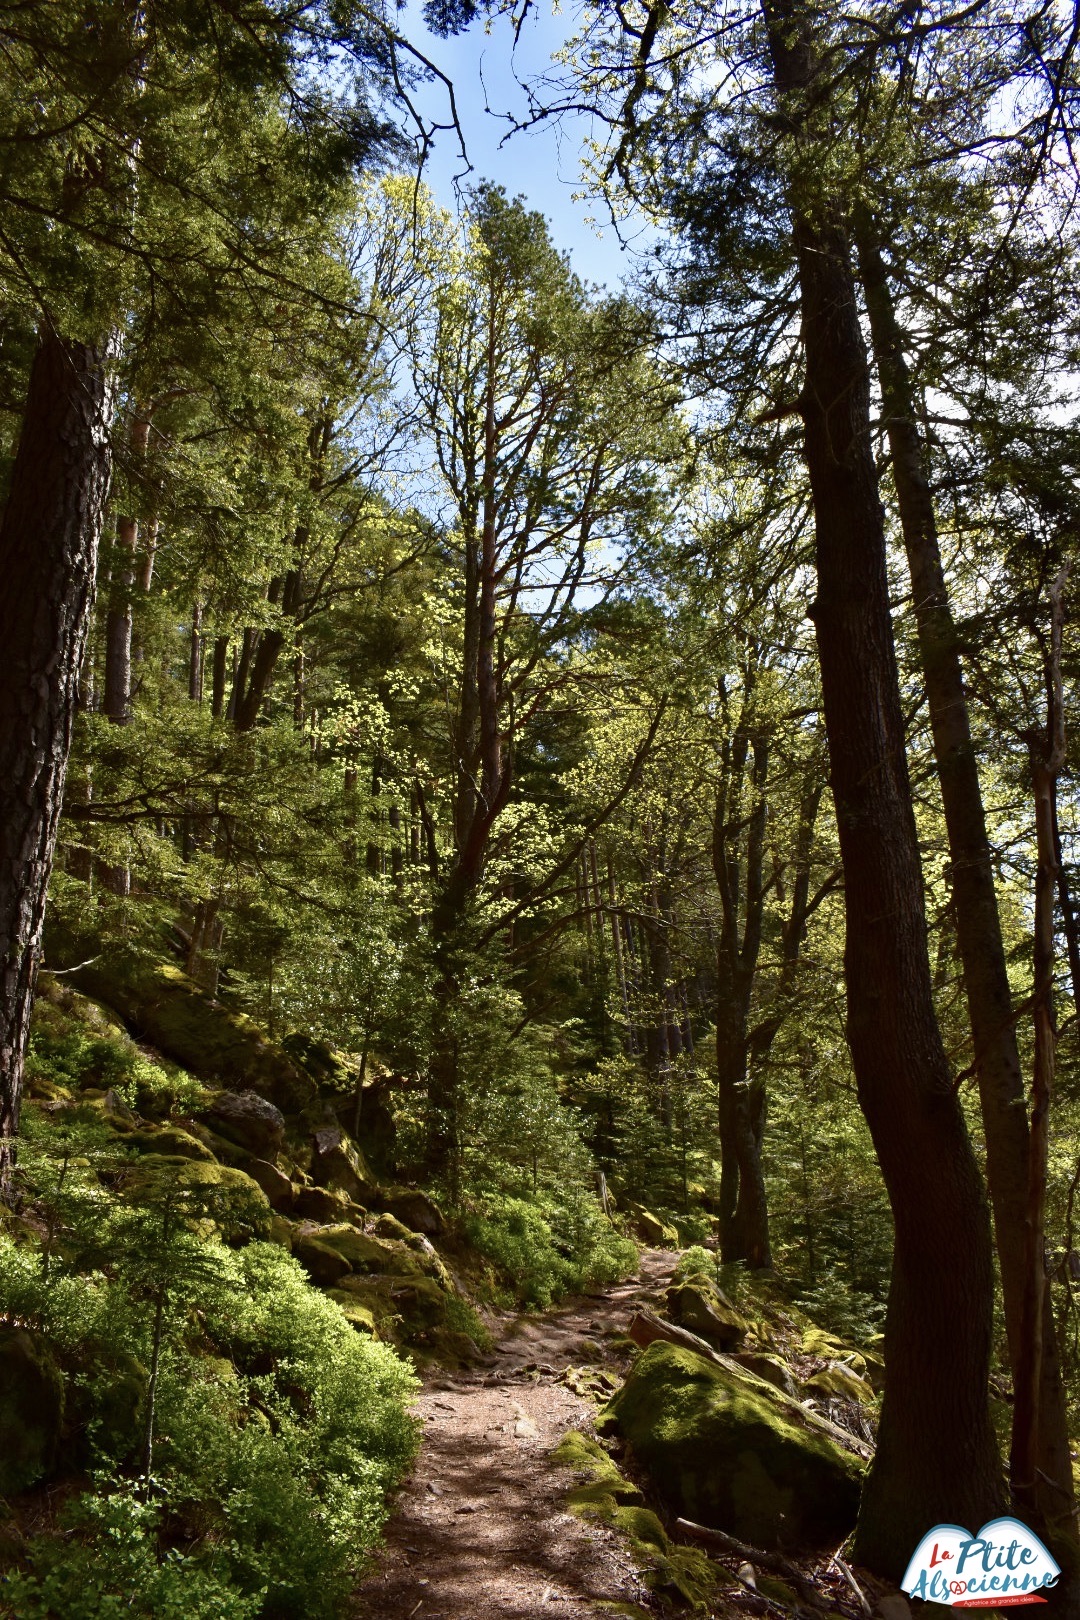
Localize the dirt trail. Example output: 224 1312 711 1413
351 1250 678 1620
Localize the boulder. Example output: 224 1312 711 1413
0 1328 65 1492
729 1351 800 1398
629 1204 678 1247
378 1187 444 1236
602 1342 863 1550
666 1280 747 1350
125 1125 217 1162
803 1361 876 1406
295 1236 352 1288
311 1126 378 1204
373 1212 413 1242
293 1185 350 1224
118 1156 271 1237
84 1350 148 1463
204 1090 285 1157
245 1157 294 1210
317 1226 419 1276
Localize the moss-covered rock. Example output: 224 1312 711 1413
803 1361 876 1406
316 1227 419 1275
311 1126 378 1204
378 1188 444 1236
0 1328 65 1492
118 1155 272 1237
666 1281 747 1350
53 950 310 1109
295 1236 352 1288
552 1430 716 1608
602 1342 863 1550
293 1185 351 1224
627 1203 679 1247
204 1090 285 1157
123 1125 217 1162
326 1290 380 1335
244 1156 295 1210
79 1349 148 1463
728 1352 799 1398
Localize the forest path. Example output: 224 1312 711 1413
351 1249 679 1620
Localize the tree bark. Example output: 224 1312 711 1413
1011 568 1068 1531
762 0 1004 1575
858 225 1076 1550
0 328 117 1185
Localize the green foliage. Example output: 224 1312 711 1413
0 1122 419 1620
6 1489 259 1620
464 1194 636 1309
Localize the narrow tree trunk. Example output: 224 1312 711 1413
1011 568 1068 1529
0 329 117 1186
211 636 229 719
858 225 1076 1549
763 0 1003 1573
102 412 151 725
188 602 203 703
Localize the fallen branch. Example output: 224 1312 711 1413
674 1519 829 1611
828 1552 872 1616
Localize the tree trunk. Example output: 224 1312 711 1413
0 328 117 1186
762 0 1003 1574
1011 569 1069 1537
102 411 151 725
858 225 1076 1551
211 636 229 719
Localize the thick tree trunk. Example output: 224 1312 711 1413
0 329 117 1185
763 1 1003 1575
858 228 1077 1552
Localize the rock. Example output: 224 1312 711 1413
53 950 311 1109
627 1203 679 1246
373 1212 413 1241
267 1215 295 1250
378 1188 444 1236
602 1341 863 1550
84 1350 148 1463
311 1126 379 1204
874 1597 912 1620
102 1088 136 1123
666 1281 748 1350
245 1157 295 1210
729 1352 800 1398
326 1290 380 1335
119 1156 271 1236
205 1090 285 1157
317 1226 419 1276
0 1327 65 1492
126 1125 217 1162
293 1185 350 1224
803 1361 876 1405
295 1236 352 1288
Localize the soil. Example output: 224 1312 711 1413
351 1249 680 1620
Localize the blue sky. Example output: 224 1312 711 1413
401 2 640 291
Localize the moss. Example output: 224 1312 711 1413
0 1328 65 1492
120 1155 272 1238
802 1361 876 1405
54 951 310 1109
326 1291 380 1335
603 1342 863 1550
124 1125 218 1162
553 1429 715 1609
666 1280 747 1349
316 1227 421 1275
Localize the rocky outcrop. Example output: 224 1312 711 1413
203 1090 286 1157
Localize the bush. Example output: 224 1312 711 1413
465 1193 636 1309
5 1489 259 1620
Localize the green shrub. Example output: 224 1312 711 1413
465 1193 636 1309
5 1488 259 1620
